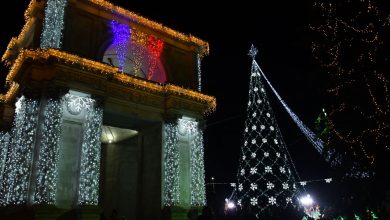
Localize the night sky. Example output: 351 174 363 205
1 0 335 210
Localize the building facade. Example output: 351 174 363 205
0 0 215 219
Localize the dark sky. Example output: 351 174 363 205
1 0 335 208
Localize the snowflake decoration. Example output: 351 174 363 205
248 101 251 106
264 152 269 157
254 87 258 92
239 184 243 191
266 112 270 117
252 112 257 117
257 99 262 104
260 125 265 130
270 126 274 131
267 182 275 189
241 169 245 175
261 88 265 93
250 167 257 174
265 166 272 173
293 184 297 189
244 141 248 146
230 183 236 188
251 152 256 158
252 125 257 130
269 196 276 205
242 155 246 160
276 152 281 157
250 183 258 191
274 139 278 144
282 183 289 189
280 167 286 173
251 139 256 144
300 181 307 186
237 199 242 206
262 138 267 143
250 197 258 206
286 197 292 204
325 178 332 183
65 94 94 115
245 127 248 132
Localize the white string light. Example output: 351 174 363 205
33 98 64 204
78 98 103 205
254 62 325 154
163 121 180 206
40 0 68 49
0 96 39 205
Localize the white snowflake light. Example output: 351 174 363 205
325 178 332 183
286 197 292 204
266 182 274 189
257 99 262 104
260 125 265 130
265 166 272 173
239 184 243 191
242 155 246 160
245 127 249 132
261 88 265 93
264 152 269 157
250 197 258 206
262 138 267 143
276 152 281 157
252 125 257 130
270 126 274 131
254 87 259 92
252 112 257 117
280 167 286 173
266 113 271 117
269 196 276 205
241 169 245 175
250 167 257 174
250 183 258 191
282 183 289 189
244 141 248 146
231 183 236 188
238 199 242 206
274 139 278 144
251 139 256 144
251 152 256 158
248 101 251 106
300 181 307 186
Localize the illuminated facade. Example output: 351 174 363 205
0 0 215 219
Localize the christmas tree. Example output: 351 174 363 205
235 45 297 218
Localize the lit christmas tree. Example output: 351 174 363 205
236 45 297 218
310 0 390 177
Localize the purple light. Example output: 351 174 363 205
110 20 131 71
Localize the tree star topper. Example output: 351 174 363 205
248 44 258 60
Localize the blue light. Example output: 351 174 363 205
110 21 131 71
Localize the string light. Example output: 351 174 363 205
110 20 131 72
146 35 164 80
88 0 209 56
2 49 216 113
310 0 390 176
197 53 202 92
163 117 206 206
78 98 103 205
40 0 68 49
0 96 39 205
33 98 64 204
163 121 180 205
255 62 324 154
